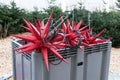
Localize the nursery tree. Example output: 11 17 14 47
67 3 89 26
24 7 47 23
0 1 27 37
91 11 120 47
8 1 27 35
116 0 120 8
0 3 12 38
44 6 63 19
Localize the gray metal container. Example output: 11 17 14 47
12 39 111 80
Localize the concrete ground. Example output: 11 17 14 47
109 71 120 80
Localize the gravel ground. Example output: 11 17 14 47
0 36 120 79
0 37 12 76
109 48 120 73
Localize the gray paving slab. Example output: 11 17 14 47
109 71 120 80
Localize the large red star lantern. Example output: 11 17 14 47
13 14 68 71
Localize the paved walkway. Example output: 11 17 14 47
109 71 120 80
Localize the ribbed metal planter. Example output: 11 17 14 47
12 39 111 80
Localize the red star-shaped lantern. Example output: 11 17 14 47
13 14 68 71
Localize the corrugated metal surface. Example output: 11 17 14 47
12 39 111 80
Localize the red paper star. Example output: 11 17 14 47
13 14 68 71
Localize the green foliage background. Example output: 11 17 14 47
0 1 120 47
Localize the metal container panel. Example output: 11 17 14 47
12 39 111 80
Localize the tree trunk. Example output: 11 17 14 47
3 22 9 38
0 24 2 39
0 30 2 39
